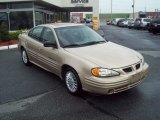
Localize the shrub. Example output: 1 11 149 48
9 30 23 40
0 22 9 42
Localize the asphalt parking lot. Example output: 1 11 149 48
0 25 160 120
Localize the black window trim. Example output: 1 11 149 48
41 27 58 45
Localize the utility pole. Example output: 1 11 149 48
111 0 112 21
132 0 135 19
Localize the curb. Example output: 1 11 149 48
0 44 18 51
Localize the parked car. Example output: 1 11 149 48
121 19 134 27
140 18 151 29
120 20 128 27
128 19 135 29
112 18 123 25
117 19 126 27
134 18 151 30
119 19 134 27
147 17 160 34
18 23 149 95
106 20 111 25
86 18 92 23
134 18 141 29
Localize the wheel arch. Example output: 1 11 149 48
20 46 25 51
61 64 77 79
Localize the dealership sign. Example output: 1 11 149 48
71 0 89 3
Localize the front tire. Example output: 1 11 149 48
21 49 30 66
64 68 82 95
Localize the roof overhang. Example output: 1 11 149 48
0 0 69 12
0 0 93 12
34 1 67 12
0 0 34 2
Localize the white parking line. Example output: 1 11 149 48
0 91 51 114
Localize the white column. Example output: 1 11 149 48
32 2 36 27
92 0 100 26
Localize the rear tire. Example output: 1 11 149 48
21 48 30 66
64 67 82 95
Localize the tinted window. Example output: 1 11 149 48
10 11 33 30
9 2 32 9
28 27 43 41
42 28 56 43
35 12 45 26
0 3 7 9
0 12 8 25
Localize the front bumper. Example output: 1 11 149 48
80 63 149 94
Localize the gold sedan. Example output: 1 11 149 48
18 23 149 95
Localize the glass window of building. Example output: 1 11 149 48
10 11 33 30
0 3 7 9
46 13 54 23
35 12 45 26
9 2 32 9
0 12 8 25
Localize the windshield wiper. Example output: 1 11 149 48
81 41 106 46
63 44 82 48
63 41 106 48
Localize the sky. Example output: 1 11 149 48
99 0 160 13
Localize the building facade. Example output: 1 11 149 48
130 11 160 19
0 0 99 30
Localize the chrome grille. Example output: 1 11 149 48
123 62 141 74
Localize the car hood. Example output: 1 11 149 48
64 42 141 68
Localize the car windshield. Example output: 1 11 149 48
55 25 106 48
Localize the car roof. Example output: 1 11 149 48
38 23 84 28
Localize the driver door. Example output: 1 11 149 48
37 27 60 75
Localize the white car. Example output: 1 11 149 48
140 18 151 29
122 19 134 27
112 18 123 25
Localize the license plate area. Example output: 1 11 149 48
130 72 142 84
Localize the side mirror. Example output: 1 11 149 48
43 42 57 48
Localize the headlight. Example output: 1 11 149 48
91 68 120 77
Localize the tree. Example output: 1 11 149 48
0 22 9 41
